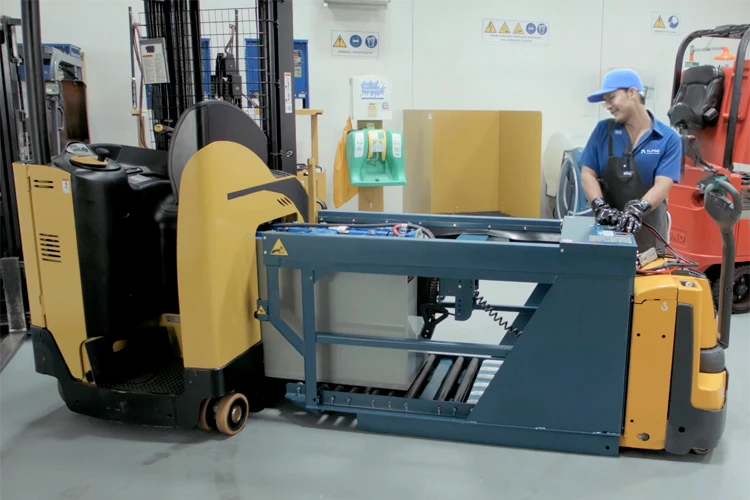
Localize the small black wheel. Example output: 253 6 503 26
214 393 250 436
691 448 711 455
731 264 750 314
712 264 750 315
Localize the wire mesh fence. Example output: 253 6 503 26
130 5 269 150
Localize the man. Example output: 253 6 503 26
580 68 682 253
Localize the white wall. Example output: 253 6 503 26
600 0 750 126
294 0 413 212
2 0 748 214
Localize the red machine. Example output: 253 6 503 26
667 24 750 314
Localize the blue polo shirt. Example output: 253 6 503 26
580 111 683 185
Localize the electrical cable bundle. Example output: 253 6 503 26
635 222 699 275
270 221 437 239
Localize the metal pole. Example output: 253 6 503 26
188 0 202 102
129 6 138 110
20 0 51 165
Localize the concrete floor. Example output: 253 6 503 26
1 282 749 500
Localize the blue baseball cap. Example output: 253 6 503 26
587 69 644 103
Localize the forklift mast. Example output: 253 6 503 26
2 4 64 253
139 0 298 175
0 15 26 259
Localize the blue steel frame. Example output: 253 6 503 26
258 212 638 456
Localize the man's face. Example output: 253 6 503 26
603 89 636 123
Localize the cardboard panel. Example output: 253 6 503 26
402 109 541 217
431 111 500 214
497 111 542 218
402 110 434 214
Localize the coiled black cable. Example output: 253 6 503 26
473 291 523 337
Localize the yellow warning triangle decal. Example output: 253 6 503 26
653 15 665 28
485 21 497 33
270 239 288 256
499 22 510 34
333 35 347 48
257 305 266 315
513 23 524 35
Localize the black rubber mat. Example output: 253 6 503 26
97 358 184 395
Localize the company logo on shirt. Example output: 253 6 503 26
641 148 660 155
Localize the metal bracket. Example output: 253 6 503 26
1 257 28 373
439 278 476 321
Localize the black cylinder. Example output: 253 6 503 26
188 0 202 102
453 357 480 403
21 0 51 164
405 354 436 399
437 356 465 402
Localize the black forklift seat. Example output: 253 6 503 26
167 99 269 203
668 65 725 130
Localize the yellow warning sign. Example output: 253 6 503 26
485 21 497 33
270 239 288 256
333 35 347 48
653 15 665 28
499 22 510 34
513 23 524 35
257 305 266 315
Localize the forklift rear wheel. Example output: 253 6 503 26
691 448 711 455
711 264 750 315
731 264 750 314
215 393 250 435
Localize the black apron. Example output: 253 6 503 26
599 120 668 254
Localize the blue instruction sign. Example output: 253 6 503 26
331 30 380 58
526 23 536 35
537 23 548 35
652 12 680 35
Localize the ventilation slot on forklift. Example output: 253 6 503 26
277 197 293 207
38 234 62 263
33 179 54 189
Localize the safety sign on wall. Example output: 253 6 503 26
331 31 380 58
483 19 549 46
652 12 680 35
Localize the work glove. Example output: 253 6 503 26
591 197 620 226
616 199 652 234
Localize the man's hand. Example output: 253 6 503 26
591 197 620 226
616 199 652 234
